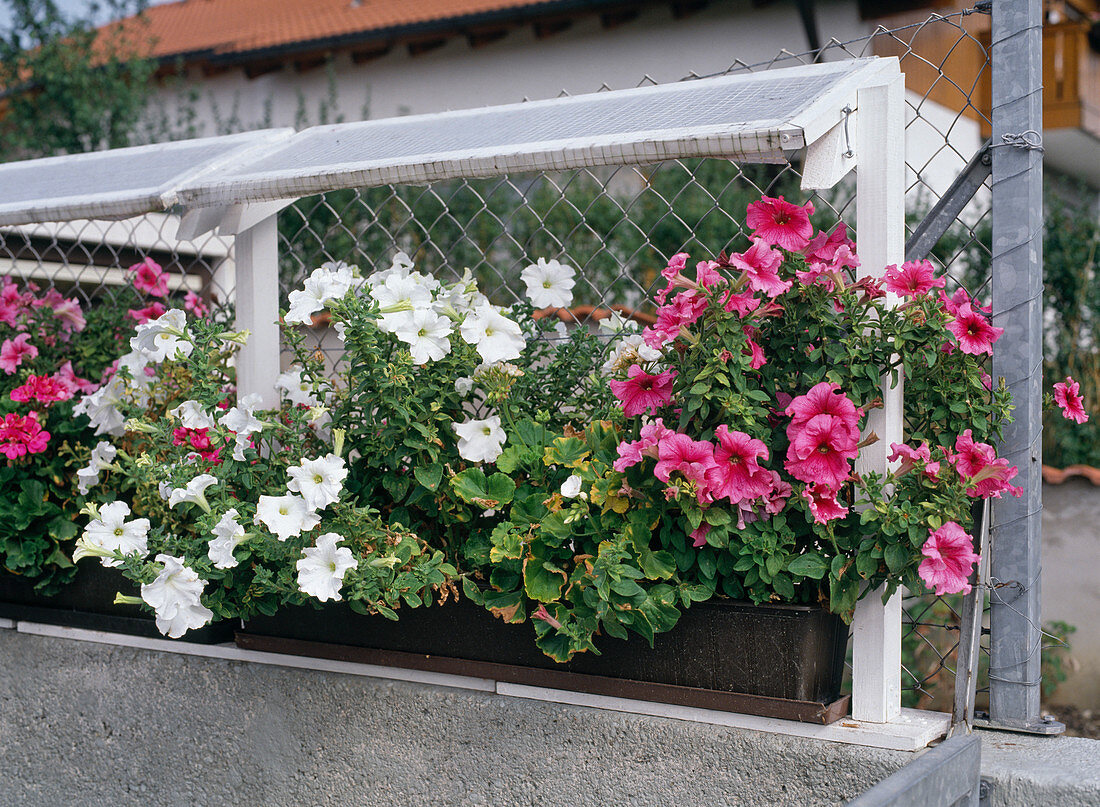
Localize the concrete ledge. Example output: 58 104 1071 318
0 629 910 807
979 731 1100 807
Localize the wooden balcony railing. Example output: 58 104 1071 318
977 19 1100 139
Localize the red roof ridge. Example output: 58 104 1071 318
1042 464 1100 485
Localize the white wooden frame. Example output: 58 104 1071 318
0 57 919 739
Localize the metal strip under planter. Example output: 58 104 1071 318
237 597 851 724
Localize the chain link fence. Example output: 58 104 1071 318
0 4 1041 724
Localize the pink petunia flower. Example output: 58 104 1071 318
939 287 991 317
644 291 708 349
0 333 38 374
785 413 858 489
184 291 210 318
10 374 73 404
883 260 946 298
48 297 86 333
803 222 854 264
609 364 676 417
613 418 674 472
1053 376 1088 424
706 425 772 504
689 522 711 548
695 260 724 290
785 381 864 435
887 441 931 474
746 195 815 252
654 432 717 494
129 257 170 297
721 289 761 318
743 332 767 370
953 430 1023 498
803 483 849 524
127 302 168 325
56 361 98 395
947 303 1003 356
919 522 980 595
729 237 790 298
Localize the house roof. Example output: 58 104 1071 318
111 0 654 65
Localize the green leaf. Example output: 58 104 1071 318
542 436 590 468
787 553 829 580
451 468 516 509
523 558 567 602
413 463 443 492
884 543 910 573
637 549 676 581
610 578 645 598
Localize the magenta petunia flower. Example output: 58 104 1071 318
887 441 931 475
947 303 1004 356
706 425 772 504
661 252 690 283
654 432 717 491
0 333 38 374
695 260 724 290
10 374 72 404
746 195 815 252
645 290 708 349
56 361 98 395
919 522 980 595
689 522 711 548
743 333 767 369
609 364 676 417
729 237 789 298
802 483 849 524
883 260 946 298
1053 376 1088 424
784 413 858 489
721 289 761 318
129 257 170 297
184 291 210 318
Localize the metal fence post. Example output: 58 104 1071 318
988 0 1047 731
234 214 282 408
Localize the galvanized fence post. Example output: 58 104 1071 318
987 0 1049 732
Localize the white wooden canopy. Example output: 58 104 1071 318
0 55 914 734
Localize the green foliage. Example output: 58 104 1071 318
0 0 156 161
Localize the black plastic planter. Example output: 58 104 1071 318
0 563 233 643
238 596 850 722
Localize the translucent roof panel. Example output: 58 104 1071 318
177 59 887 207
0 129 292 227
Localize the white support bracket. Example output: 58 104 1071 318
233 213 281 408
851 73 906 724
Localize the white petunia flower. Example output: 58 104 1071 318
275 368 321 407
140 554 214 638
286 454 348 511
392 308 453 364
170 400 216 430
76 440 118 496
598 311 640 334
255 494 321 541
370 273 433 333
459 304 526 364
454 376 475 395
561 474 583 499
601 333 663 376
130 309 193 363
521 258 576 309
207 508 247 569
452 415 507 463
116 350 155 392
296 533 358 602
73 377 127 437
80 501 150 567
220 393 265 460
285 262 355 325
168 474 218 513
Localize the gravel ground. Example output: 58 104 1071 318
1049 706 1100 739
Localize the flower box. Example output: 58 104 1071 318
236 596 850 724
0 564 233 643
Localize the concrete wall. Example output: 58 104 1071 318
1042 479 1100 709
0 628 909 807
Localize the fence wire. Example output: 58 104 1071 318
0 5 1021 721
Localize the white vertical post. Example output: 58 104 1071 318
851 74 906 724
233 214 281 408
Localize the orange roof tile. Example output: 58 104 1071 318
1042 464 1100 485
109 0 636 63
